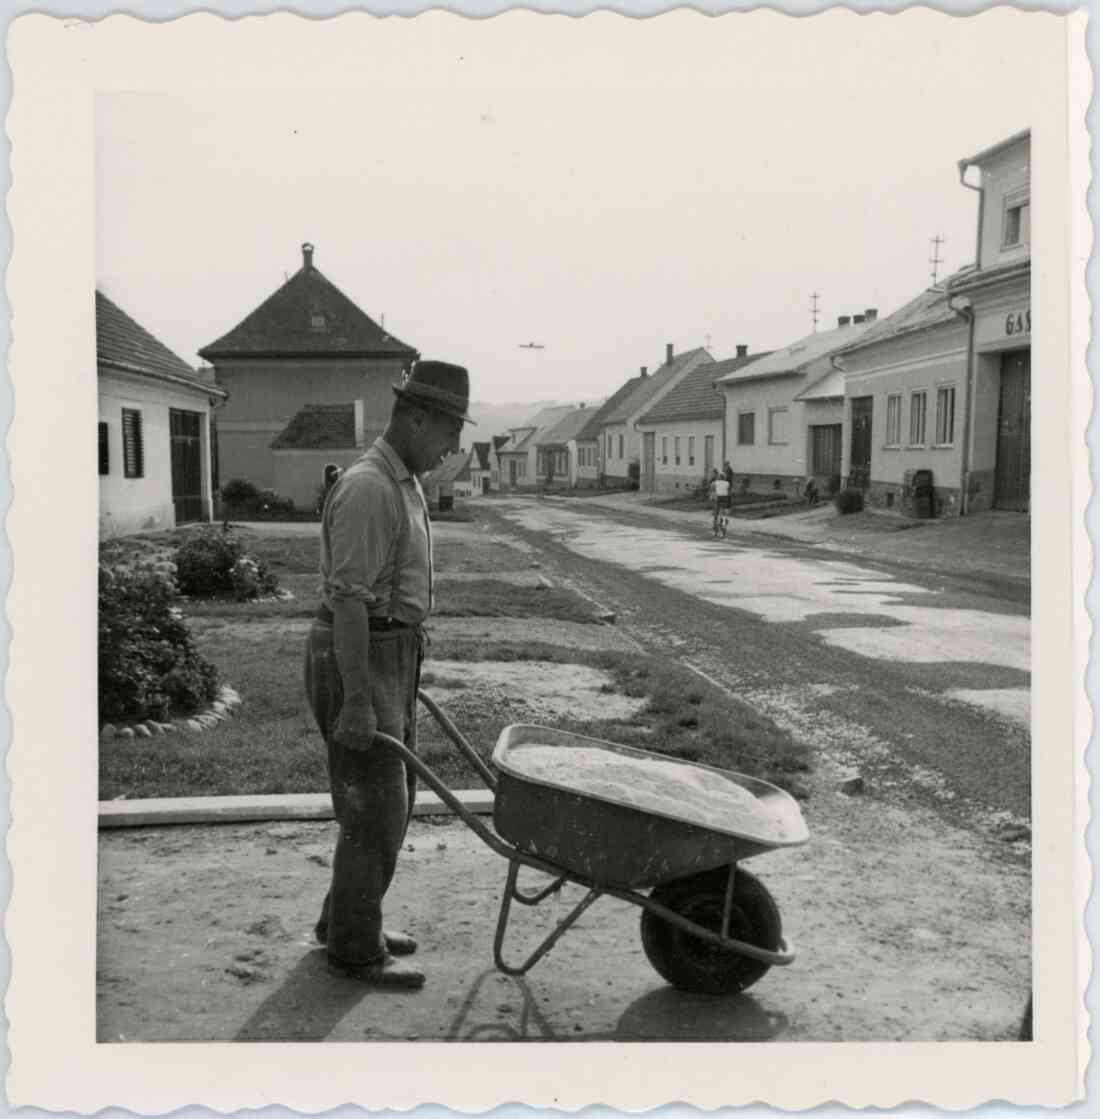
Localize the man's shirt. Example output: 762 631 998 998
713 478 731 498
319 438 433 624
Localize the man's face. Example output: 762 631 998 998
414 408 465 473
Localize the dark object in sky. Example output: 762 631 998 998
518 342 546 349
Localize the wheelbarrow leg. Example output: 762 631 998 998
494 859 602 977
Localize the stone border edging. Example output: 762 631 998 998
99 684 242 742
98 788 494 829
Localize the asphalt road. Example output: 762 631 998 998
484 498 1031 830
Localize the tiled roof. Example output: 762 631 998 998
499 405 574 454
603 348 712 423
471 442 492 470
271 403 356 450
492 435 510 451
640 350 769 424
200 247 418 360
96 291 226 395
834 271 971 356
536 406 600 446
576 378 643 440
716 324 873 384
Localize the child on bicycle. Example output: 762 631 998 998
708 470 730 536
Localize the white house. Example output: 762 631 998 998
534 405 600 488
636 345 762 493
599 344 713 487
716 318 873 496
497 404 574 491
97 290 227 538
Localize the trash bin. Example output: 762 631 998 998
911 469 934 519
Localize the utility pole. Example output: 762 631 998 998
810 291 820 333
929 235 945 285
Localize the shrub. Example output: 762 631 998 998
175 527 280 599
221 478 262 509
98 561 219 724
834 487 865 515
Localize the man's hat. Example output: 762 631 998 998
393 360 475 424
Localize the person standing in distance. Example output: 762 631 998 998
304 360 473 988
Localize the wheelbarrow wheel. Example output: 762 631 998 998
640 866 781 995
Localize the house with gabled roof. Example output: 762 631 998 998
422 449 472 511
636 344 766 494
534 405 600 488
715 317 874 496
496 404 574 491
469 441 494 495
199 242 418 499
574 378 644 488
97 290 227 538
489 435 510 491
599 344 714 488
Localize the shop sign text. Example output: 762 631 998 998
1005 309 1031 336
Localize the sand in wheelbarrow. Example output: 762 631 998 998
508 743 787 836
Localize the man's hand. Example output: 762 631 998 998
333 694 378 750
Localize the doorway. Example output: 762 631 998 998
848 397 873 489
642 432 656 491
170 409 204 524
994 349 1030 511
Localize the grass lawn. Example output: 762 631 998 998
99 524 811 801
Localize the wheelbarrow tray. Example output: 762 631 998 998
492 724 808 890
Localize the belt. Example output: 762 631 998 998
315 606 416 631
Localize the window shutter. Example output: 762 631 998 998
122 409 144 478
98 422 109 476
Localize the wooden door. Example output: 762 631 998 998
995 351 1030 511
170 409 204 524
811 424 842 477
848 397 873 489
642 432 656 491
704 434 715 475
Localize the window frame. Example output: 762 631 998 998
908 390 928 448
1001 188 1030 250
98 421 110 476
688 435 695 467
122 408 145 479
885 393 902 448
767 406 789 446
934 383 957 447
737 411 755 446
618 434 624 459
661 436 667 465
674 436 681 466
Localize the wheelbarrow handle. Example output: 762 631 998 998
417 688 499 792
370 729 512 857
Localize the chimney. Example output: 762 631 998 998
302 242 315 269
666 343 674 365
736 344 748 358
853 314 865 324
838 316 851 328
354 399 365 448
640 366 648 377
865 307 878 322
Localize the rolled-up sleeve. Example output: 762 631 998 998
325 477 397 604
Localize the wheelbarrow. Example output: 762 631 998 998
370 690 809 995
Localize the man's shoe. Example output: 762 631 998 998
314 923 417 957
326 951 426 989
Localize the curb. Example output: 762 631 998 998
99 788 494 830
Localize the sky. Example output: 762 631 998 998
95 14 1044 406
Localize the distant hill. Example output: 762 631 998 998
465 400 564 439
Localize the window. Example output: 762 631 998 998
688 436 695 466
606 435 612 459
935 385 956 445
122 408 144 478
909 391 927 446
885 394 902 446
98 422 109 475
768 407 789 445
661 437 667 465
674 436 681 466
310 312 327 332
738 412 755 445
618 434 624 459
1003 194 1030 249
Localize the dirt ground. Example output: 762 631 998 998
97 744 1028 1041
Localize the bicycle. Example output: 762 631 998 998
711 501 728 538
